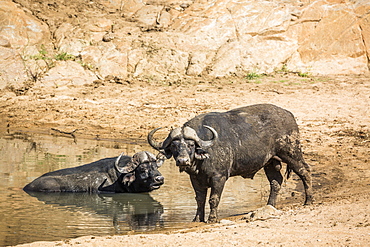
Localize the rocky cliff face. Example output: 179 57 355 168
1 0 369 89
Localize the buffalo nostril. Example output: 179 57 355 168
155 176 164 184
177 157 189 166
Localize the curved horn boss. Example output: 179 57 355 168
148 125 218 150
183 125 218 148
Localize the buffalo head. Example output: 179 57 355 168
115 151 165 192
147 126 218 172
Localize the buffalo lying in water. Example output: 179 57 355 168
148 104 313 223
23 151 165 193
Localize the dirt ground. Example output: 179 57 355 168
1 73 370 246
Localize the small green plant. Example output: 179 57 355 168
278 64 290 73
298 71 310 77
78 61 95 70
274 64 291 74
245 72 262 80
273 79 288 84
54 52 75 61
29 45 49 61
24 45 56 75
38 45 47 56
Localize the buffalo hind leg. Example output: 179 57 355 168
264 158 283 207
280 154 313 205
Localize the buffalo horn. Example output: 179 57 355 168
114 152 124 172
199 125 218 148
147 127 164 151
115 152 142 174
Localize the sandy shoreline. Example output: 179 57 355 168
15 191 370 247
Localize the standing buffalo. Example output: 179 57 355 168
23 151 165 193
148 104 313 223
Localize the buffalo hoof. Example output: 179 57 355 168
206 217 219 224
304 196 314 205
192 216 205 223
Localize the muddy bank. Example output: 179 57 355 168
14 192 370 247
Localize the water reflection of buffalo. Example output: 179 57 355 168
25 192 164 232
23 151 165 193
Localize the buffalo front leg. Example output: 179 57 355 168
190 175 207 222
207 175 227 223
264 158 283 207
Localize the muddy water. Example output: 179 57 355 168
0 131 298 246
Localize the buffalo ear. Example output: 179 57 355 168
161 149 173 159
194 147 209 160
156 153 167 167
122 173 136 186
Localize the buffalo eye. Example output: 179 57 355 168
171 140 180 145
185 140 195 149
139 163 149 172
139 167 149 179
171 140 180 149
